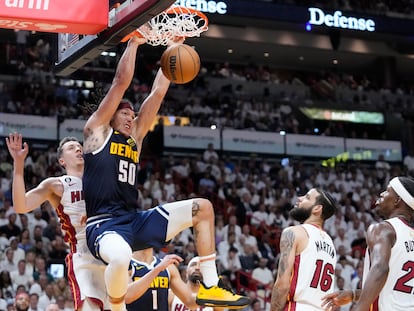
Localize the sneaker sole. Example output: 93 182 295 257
196 298 250 309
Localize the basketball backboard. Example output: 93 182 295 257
55 0 176 76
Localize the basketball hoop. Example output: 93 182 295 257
121 6 208 45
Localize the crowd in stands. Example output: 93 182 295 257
1 29 413 145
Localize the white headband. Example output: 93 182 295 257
389 177 414 210
187 256 200 268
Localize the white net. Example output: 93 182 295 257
137 6 208 46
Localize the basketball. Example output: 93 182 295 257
160 44 200 84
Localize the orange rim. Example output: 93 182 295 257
120 6 208 43
120 30 143 43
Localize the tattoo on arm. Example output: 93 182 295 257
278 229 295 275
192 201 200 217
271 288 288 311
271 229 295 311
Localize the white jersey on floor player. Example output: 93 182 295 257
362 217 414 311
286 224 337 310
6 134 108 311
58 175 108 311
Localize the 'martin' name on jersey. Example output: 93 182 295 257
110 142 138 162
315 240 335 258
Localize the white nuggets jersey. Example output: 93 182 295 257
57 175 108 310
170 295 213 311
362 217 414 311
286 224 336 311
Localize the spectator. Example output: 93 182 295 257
55 295 72 311
28 274 48 298
0 214 21 239
0 289 7 311
41 217 60 243
0 271 14 302
222 215 242 241
30 226 49 257
52 279 72 309
215 215 226 245
333 276 351 311
374 154 390 188
47 236 68 261
218 232 240 257
14 291 30 311
18 229 33 253
251 257 273 309
219 246 242 285
9 237 26 264
333 227 352 255
239 244 260 272
162 174 175 200
250 203 268 229
28 293 42 311
37 284 55 311
251 258 273 290
18 215 29 234
239 224 258 250
403 148 414 175
24 250 36 276
257 232 275 264
0 248 17 272
28 209 48 234
203 143 219 162
10 259 34 291
32 257 53 283
44 304 59 311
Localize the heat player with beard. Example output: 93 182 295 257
170 257 223 311
271 188 337 311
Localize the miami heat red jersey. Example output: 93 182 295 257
286 224 337 311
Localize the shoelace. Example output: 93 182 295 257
217 279 237 295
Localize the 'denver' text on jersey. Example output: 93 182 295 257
84 129 140 217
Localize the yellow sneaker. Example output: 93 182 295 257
196 279 250 309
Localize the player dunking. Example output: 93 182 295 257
6 133 109 311
270 188 337 311
82 35 249 311
322 176 414 311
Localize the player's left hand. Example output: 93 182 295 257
6 132 29 163
159 254 183 270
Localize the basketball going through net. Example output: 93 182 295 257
121 5 208 45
